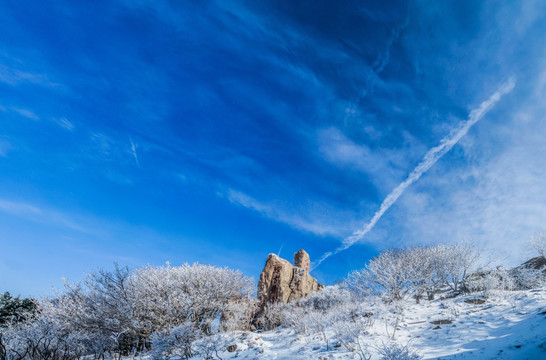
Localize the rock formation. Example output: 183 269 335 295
517 256 546 270
294 249 310 272
257 249 323 308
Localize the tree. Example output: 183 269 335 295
0 292 37 326
0 261 255 360
529 231 546 258
346 249 416 302
129 263 254 335
436 243 481 293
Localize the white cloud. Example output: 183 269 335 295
129 137 140 167
0 198 86 232
226 188 353 237
12 107 39 120
317 127 376 172
0 106 40 120
316 127 403 192
0 199 41 216
0 64 60 88
315 78 516 267
53 117 74 131
0 140 13 157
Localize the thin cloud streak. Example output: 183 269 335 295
313 77 516 269
0 198 87 233
130 137 140 167
226 189 347 237
0 140 13 157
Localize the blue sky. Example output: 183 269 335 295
1 1 546 297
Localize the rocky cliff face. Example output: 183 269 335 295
257 249 323 308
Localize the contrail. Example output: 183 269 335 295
313 78 516 269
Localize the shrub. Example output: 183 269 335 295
376 342 422 360
151 323 201 360
346 244 481 303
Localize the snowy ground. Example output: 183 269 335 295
200 288 546 360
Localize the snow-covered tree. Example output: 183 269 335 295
436 243 481 292
0 262 254 359
130 263 254 334
529 231 546 258
150 323 200 360
0 301 88 360
346 249 416 302
0 293 37 327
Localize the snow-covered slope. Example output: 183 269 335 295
209 288 546 360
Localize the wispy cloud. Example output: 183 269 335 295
0 63 60 88
0 198 87 232
129 137 140 167
1 106 40 120
372 18 409 75
226 189 350 237
314 78 516 268
52 117 74 131
317 127 377 172
316 127 417 191
0 140 13 157
12 108 40 120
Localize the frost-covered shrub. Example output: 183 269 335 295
529 231 546 258
376 342 422 360
465 267 515 297
220 298 257 332
297 285 351 311
465 265 545 295
131 263 254 334
282 305 340 350
151 323 201 360
280 289 374 353
510 267 546 290
0 311 87 360
346 249 415 302
0 263 254 359
193 333 230 360
436 244 481 293
332 302 373 360
48 265 141 355
257 303 287 331
347 244 481 303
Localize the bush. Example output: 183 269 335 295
465 267 515 297
376 342 422 360
297 285 351 311
1 263 254 359
151 323 201 360
0 310 87 360
529 232 546 258
346 249 415 302
332 302 373 360
510 267 546 290
346 244 481 303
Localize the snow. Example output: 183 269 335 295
199 288 546 360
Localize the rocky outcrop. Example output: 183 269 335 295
294 249 310 272
257 249 323 308
517 256 546 270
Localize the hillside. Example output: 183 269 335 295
196 288 546 359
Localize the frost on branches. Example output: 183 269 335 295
0 263 254 360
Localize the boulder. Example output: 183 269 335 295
257 249 323 308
